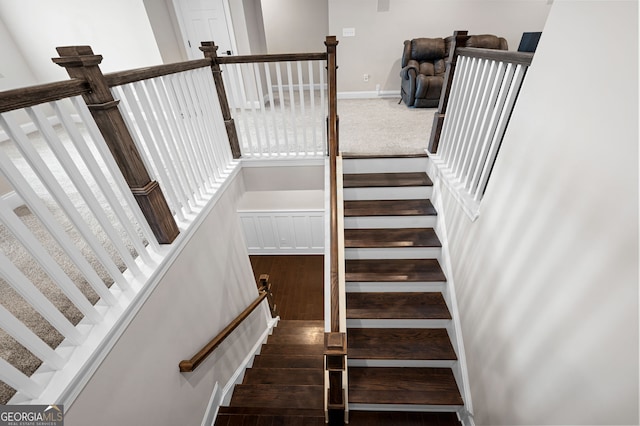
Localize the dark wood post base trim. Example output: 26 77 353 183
131 181 180 244
428 113 445 154
224 119 241 159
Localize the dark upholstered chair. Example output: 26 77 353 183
400 38 447 108
400 34 509 108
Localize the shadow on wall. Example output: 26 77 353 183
384 58 402 95
0 175 12 196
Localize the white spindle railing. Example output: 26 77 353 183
0 96 159 402
429 49 531 220
111 66 235 222
0 63 237 404
221 59 327 158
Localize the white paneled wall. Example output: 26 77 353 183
238 190 324 254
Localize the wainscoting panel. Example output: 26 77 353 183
239 212 325 254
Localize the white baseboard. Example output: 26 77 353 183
338 90 401 100
218 315 279 407
200 382 220 426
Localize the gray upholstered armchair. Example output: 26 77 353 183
400 34 509 108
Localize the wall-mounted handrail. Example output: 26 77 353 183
179 289 269 373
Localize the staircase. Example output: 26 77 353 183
215 320 325 425
342 154 464 424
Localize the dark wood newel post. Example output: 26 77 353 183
200 42 241 159
53 46 179 244
428 30 469 154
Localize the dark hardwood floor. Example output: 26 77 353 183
250 255 324 320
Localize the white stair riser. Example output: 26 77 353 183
342 157 428 174
346 281 447 293
347 404 462 412
344 216 436 229
343 186 432 201
345 247 441 260
346 319 450 328
347 359 457 368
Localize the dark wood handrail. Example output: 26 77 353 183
104 59 212 87
456 47 534 66
179 290 268 373
326 36 339 334
0 79 90 114
324 35 346 425
217 52 326 65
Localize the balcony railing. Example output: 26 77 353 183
0 36 343 421
428 31 534 220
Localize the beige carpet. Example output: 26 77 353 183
338 97 435 155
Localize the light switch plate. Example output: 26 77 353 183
342 28 355 37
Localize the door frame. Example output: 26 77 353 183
171 0 238 60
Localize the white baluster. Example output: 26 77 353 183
0 358 42 399
0 304 66 370
275 62 290 155
0 251 84 345
286 62 299 154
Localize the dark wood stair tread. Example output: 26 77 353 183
345 259 446 282
216 407 325 426
266 330 323 345
343 172 432 188
348 367 463 406
275 320 324 328
347 411 461 426
260 343 324 356
230 384 324 409
215 413 325 426
347 292 451 319
251 354 323 369
347 328 457 360
344 228 441 248
344 199 436 217
242 368 323 385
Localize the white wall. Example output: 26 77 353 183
65 172 270 426
328 0 551 92
143 0 188 63
437 1 638 424
0 0 163 84
0 17 38 91
261 0 328 53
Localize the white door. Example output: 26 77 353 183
173 0 235 60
